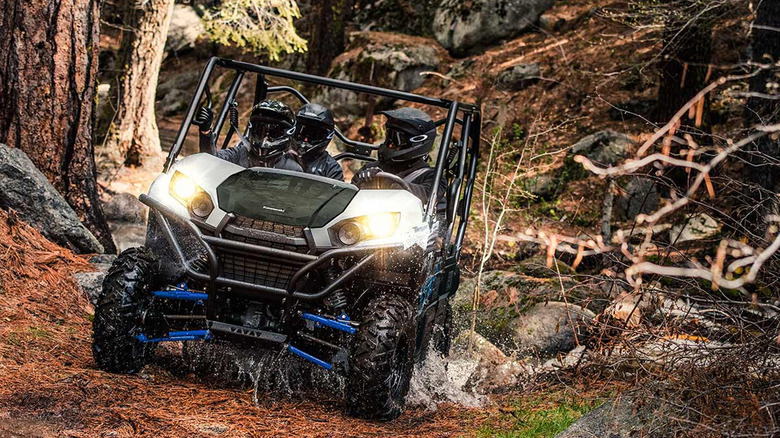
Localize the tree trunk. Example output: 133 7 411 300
743 0 780 225
0 0 116 253
655 8 713 130
105 0 174 168
305 0 353 76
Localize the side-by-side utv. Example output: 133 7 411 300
92 57 481 420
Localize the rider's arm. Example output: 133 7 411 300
406 169 447 208
323 155 345 181
215 144 247 165
198 131 216 155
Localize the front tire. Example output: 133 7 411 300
92 247 158 374
346 294 415 420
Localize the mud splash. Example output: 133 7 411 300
183 341 486 410
407 348 486 410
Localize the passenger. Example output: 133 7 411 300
293 103 344 181
351 108 445 206
196 100 303 171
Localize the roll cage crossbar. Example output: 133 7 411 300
163 56 481 258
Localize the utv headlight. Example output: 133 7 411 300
169 171 214 218
334 212 400 245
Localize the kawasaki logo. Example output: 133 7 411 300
263 205 285 213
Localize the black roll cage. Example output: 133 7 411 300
163 56 481 259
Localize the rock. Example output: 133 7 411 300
89 254 117 271
556 399 648 438
103 193 147 224
433 0 555 56
496 62 540 91
320 32 444 117
74 272 105 304
451 331 531 393
571 130 633 165
616 177 660 221
74 254 116 304
562 130 634 182
0 144 103 254
158 88 189 116
451 331 508 363
510 302 595 356
540 345 587 371
109 222 147 253
539 14 566 32
353 0 439 37
512 254 576 278
166 4 206 53
453 271 579 349
157 70 201 101
602 292 649 328
448 58 475 79
669 213 721 243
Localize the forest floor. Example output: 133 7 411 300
0 209 611 437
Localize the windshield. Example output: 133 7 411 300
217 169 357 227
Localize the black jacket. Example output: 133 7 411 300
215 143 303 172
302 151 344 181
356 160 446 208
199 130 303 171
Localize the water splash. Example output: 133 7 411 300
406 347 486 410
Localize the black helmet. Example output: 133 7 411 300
378 108 436 164
294 103 335 158
247 100 296 161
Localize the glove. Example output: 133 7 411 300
192 106 213 133
352 167 382 188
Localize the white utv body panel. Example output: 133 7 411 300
146 153 428 250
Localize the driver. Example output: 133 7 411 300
351 108 444 206
293 103 344 181
196 100 303 171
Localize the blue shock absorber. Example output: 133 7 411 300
302 313 356 334
137 330 211 343
152 283 208 302
287 345 332 370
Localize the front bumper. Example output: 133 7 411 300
139 194 402 303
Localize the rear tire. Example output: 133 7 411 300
346 294 415 420
92 247 158 374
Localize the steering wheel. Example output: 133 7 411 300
356 171 413 191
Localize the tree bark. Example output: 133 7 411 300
104 0 174 168
305 0 353 76
0 0 116 253
743 0 780 224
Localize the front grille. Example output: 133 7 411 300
218 218 309 290
222 231 310 254
233 215 303 238
219 253 300 289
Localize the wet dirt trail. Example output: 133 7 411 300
0 210 489 437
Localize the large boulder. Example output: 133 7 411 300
433 0 555 56
319 32 445 117
102 192 147 224
165 4 206 54
509 301 595 356
353 0 439 37
453 271 586 354
0 144 103 254
556 398 670 438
